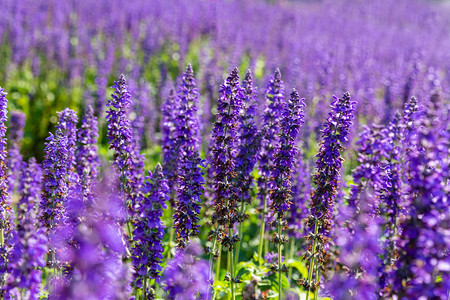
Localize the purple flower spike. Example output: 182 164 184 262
234 70 262 205
301 92 356 293
392 104 449 299
7 111 25 194
258 68 286 206
132 163 169 297
40 129 70 229
210 67 243 249
0 87 11 290
173 65 204 249
161 88 179 204
5 159 48 299
270 89 305 217
106 74 143 216
76 105 99 208
162 243 211 299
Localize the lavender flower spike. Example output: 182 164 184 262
301 92 356 297
40 129 70 229
211 67 243 250
270 88 305 217
106 74 141 215
132 163 169 297
173 65 204 249
76 105 99 208
162 243 211 300
5 159 47 299
0 87 11 290
7 111 25 194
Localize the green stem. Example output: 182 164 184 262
306 220 319 300
278 221 282 300
0 228 3 245
228 244 235 300
208 235 218 300
215 243 222 281
314 270 321 300
167 203 175 259
258 181 268 263
234 199 246 266
288 239 296 284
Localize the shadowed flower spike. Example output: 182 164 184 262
7 111 25 194
76 105 99 208
5 159 48 299
270 88 305 217
326 190 381 300
234 70 261 205
0 87 11 290
132 163 169 297
162 243 211 300
301 92 356 295
211 67 243 250
392 104 450 299
40 129 70 229
106 74 142 215
173 65 204 249
256 68 286 260
161 88 179 204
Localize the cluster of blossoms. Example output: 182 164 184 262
4 159 47 299
0 87 11 291
392 101 450 299
301 92 356 295
172 65 205 249
132 163 169 297
257 69 286 259
7 111 25 194
210 68 243 251
106 75 143 216
162 243 211 299
76 105 99 208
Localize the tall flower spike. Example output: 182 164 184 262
162 243 211 300
211 67 243 250
377 113 403 295
269 89 305 299
269 89 305 217
132 163 169 297
233 70 262 265
76 105 99 208
326 190 381 300
287 150 311 240
257 69 285 259
392 104 449 299
161 88 179 204
173 65 204 249
234 70 261 205
0 87 11 290
301 92 356 297
40 129 70 229
7 111 25 194
5 159 48 299
106 74 141 215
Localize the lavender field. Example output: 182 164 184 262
0 0 449 299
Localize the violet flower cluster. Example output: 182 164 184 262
302 92 356 293
162 243 211 300
7 111 25 194
106 74 142 215
210 68 243 250
392 105 450 299
269 89 305 218
173 65 204 249
76 105 99 208
5 159 47 300
132 163 169 295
